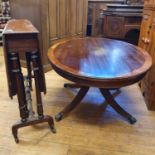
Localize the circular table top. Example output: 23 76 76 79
48 37 152 88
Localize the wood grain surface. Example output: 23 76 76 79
1 48 155 154
3 19 39 34
48 37 152 88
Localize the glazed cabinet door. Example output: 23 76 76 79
138 9 153 51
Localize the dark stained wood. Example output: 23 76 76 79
64 83 82 89
2 19 55 143
88 1 143 44
48 37 152 88
55 86 89 121
48 37 152 123
12 115 55 143
2 19 45 98
104 16 125 38
99 88 137 124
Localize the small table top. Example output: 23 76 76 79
2 19 39 35
48 37 152 88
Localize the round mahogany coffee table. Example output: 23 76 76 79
48 37 152 124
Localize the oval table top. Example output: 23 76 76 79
48 37 152 88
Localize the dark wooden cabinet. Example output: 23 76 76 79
102 5 143 45
88 1 143 45
87 0 124 36
104 15 142 40
104 16 125 38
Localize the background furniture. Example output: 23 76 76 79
139 1 155 110
10 0 88 71
88 0 143 45
3 19 55 143
103 4 143 45
0 0 11 44
87 0 124 36
48 37 152 123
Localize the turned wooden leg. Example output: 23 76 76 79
99 88 137 124
9 53 29 122
55 86 89 121
26 52 32 90
64 83 82 89
31 51 44 119
10 52 55 143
